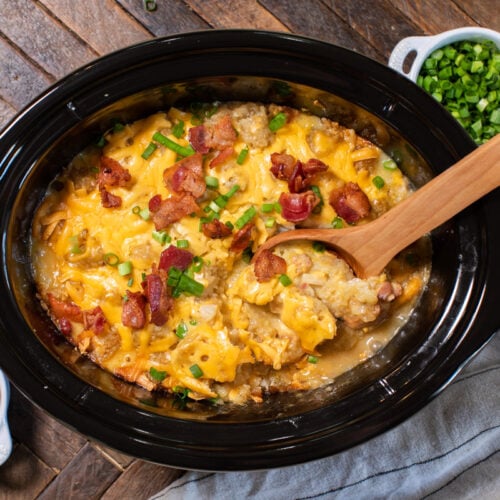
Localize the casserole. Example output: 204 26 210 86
0 30 498 470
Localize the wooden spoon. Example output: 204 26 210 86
255 134 500 278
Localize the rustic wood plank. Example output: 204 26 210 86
117 0 210 35
8 387 87 471
259 0 382 61
0 0 97 79
186 0 288 30
92 442 135 469
39 0 153 55
320 0 422 60
37 442 121 500
0 36 53 110
453 0 500 30
396 0 478 34
101 460 184 499
0 97 16 132
0 444 56 500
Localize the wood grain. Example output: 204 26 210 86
40 0 152 54
0 0 97 79
186 0 288 30
0 98 16 132
260 0 382 61
117 0 210 36
453 0 500 30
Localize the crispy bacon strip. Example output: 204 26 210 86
163 153 206 198
47 293 83 323
143 270 173 326
158 245 194 271
230 222 254 252
279 191 320 223
188 125 210 154
253 249 287 282
83 306 106 335
122 291 147 329
329 182 371 223
188 115 237 153
100 188 122 208
202 219 233 239
98 156 131 188
151 194 200 230
270 152 296 181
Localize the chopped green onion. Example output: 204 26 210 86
205 175 219 189
189 364 203 378
118 261 133 276
127 277 134 287
96 135 107 148
152 230 171 245
69 235 82 254
139 208 150 220
312 241 326 253
175 322 188 339
273 202 282 214
189 319 198 326
269 112 287 132
372 176 385 189
225 221 234 230
279 274 292 286
177 239 189 248
152 132 195 157
265 217 275 228
307 355 319 364
104 253 120 266
261 202 275 213
226 184 240 198
242 246 253 263
383 159 398 171
168 267 204 297
132 205 141 214
191 256 204 273
172 120 185 139
310 185 323 214
113 121 125 132
236 146 249 165
141 142 157 160
149 366 166 382
235 206 257 229
331 216 344 229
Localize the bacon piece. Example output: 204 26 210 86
163 153 205 198
329 182 371 223
270 153 296 181
202 219 232 239
148 194 162 213
98 156 131 188
151 194 200 230
253 249 287 282
100 188 122 208
279 191 320 223
303 158 328 176
188 125 210 154
83 306 106 335
59 317 73 336
377 281 403 302
47 293 83 323
158 245 194 272
270 154 328 193
209 146 234 167
230 222 254 252
143 271 173 326
188 115 237 153
122 291 147 329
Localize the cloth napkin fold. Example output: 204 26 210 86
152 333 499 500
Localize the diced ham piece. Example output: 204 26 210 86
151 194 200 230
329 182 371 223
83 306 106 335
47 293 83 323
230 222 254 252
163 153 206 198
98 156 131 188
158 245 194 272
202 219 233 239
122 291 147 329
188 115 237 153
143 271 173 326
253 249 287 282
279 191 320 223
100 188 122 208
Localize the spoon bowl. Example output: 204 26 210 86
255 134 500 278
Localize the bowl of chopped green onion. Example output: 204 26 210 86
389 27 500 144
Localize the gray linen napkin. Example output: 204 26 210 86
151 333 499 500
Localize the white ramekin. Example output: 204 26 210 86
388 27 500 82
0 370 12 466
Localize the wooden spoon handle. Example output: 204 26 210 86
349 133 500 276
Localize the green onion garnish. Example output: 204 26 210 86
149 366 166 382
205 175 219 189
141 142 157 160
372 176 385 189
331 216 344 229
127 277 134 287
269 112 287 132
383 159 398 171
310 185 324 213
132 205 141 215
139 208 150 220
152 132 195 157
273 202 282 214
261 202 275 213
113 122 125 132
175 322 188 339
168 267 204 297
235 206 256 229
172 120 185 139
265 217 275 228
312 241 326 253
236 146 249 165
152 230 171 245
279 274 292 286
69 235 82 254
307 355 319 364
176 239 189 248
118 261 133 276
225 221 234 230
191 256 204 273
104 253 120 266
189 319 198 326
226 184 240 198
189 364 203 378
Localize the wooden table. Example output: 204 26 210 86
0 1 498 498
